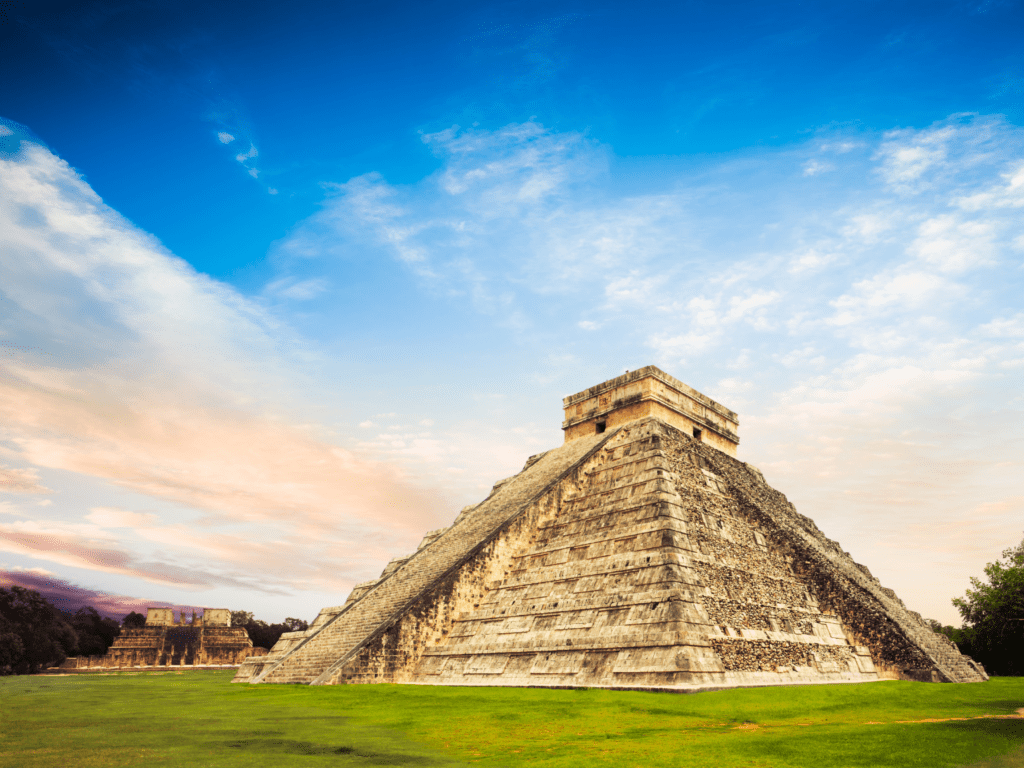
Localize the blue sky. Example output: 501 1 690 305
1 0 1023 625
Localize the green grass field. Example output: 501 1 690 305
1 672 1022 767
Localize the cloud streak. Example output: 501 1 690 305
0 134 456 605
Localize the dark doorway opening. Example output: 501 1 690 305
596 421 607 434
692 427 702 440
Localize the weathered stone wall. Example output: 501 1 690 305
562 366 739 455
146 608 174 626
204 609 231 627
59 609 259 670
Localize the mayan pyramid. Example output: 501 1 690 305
234 366 986 689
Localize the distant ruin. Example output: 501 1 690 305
235 366 986 690
58 608 265 671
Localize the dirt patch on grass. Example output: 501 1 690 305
873 708 1024 726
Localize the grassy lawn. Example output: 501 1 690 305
1 672 1022 767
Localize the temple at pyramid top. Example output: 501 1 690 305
562 366 740 456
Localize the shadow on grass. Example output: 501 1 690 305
962 744 1024 768
943 720 1024 768
223 738 437 763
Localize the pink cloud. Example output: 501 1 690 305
0 361 452 537
0 520 282 592
0 568 210 621
0 464 51 494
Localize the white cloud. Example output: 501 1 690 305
0 464 51 494
0 126 14 137
604 272 663 305
957 163 1024 211
980 313 1024 337
86 507 159 528
265 277 328 300
830 271 955 326
235 144 258 163
803 159 834 176
647 330 718 360
882 143 948 185
841 212 895 242
217 132 235 144
0 139 456 597
875 124 958 190
726 290 780 323
789 248 837 273
909 214 997 273
819 140 862 154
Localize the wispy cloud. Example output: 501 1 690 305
208 106 273 193
0 464 51 495
0 137 455 600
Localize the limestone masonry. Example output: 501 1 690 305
234 366 986 689
58 607 264 671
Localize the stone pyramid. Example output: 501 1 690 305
234 366 986 689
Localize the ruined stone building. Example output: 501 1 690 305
58 607 264 670
234 366 986 689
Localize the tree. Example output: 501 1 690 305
231 611 309 650
0 586 78 674
953 536 1024 676
69 607 121 656
122 611 146 628
0 614 26 674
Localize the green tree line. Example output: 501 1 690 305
0 587 308 675
0 587 120 675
